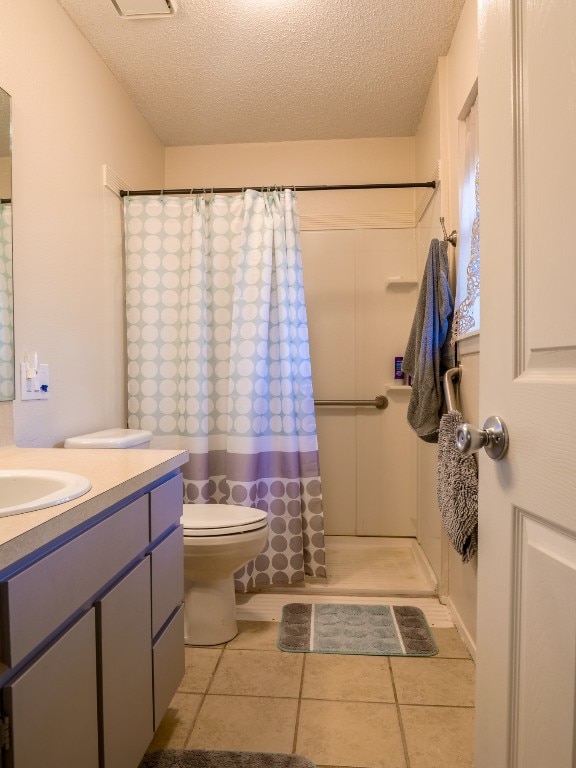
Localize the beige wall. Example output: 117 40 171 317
415 0 479 654
0 401 11 447
414 66 447 583
0 156 10 199
165 138 417 219
0 0 164 447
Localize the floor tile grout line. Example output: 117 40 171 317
397 702 476 709
388 656 412 768
192 647 470 662
291 652 307 754
183 645 226 748
184 689 476 709
180 687 476 709
199 691 303 700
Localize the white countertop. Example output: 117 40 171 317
0 446 189 572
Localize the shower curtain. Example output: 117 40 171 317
124 189 326 590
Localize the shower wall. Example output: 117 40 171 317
301 228 419 536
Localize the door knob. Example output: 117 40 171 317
455 416 509 461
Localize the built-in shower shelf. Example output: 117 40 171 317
386 383 412 391
384 277 418 288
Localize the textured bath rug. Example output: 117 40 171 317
278 603 438 656
139 749 316 768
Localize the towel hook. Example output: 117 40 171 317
440 217 458 247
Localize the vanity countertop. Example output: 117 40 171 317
0 445 189 571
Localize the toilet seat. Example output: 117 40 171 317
182 503 268 537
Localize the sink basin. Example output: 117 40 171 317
0 470 91 517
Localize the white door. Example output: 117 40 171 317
476 1 576 766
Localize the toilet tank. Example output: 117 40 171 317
64 428 153 449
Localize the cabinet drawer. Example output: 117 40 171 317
152 605 184 729
150 473 183 542
0 495 149 667
151 525 183 638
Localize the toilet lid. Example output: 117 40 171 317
182 504 268 536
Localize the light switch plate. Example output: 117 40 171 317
20 363 49 400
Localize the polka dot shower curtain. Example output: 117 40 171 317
124 190 326 590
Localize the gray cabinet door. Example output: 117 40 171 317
3 610 99 768
152 605 184 728
98 557 153 768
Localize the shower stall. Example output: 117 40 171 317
278 226 438 596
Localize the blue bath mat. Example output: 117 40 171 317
278 603 438 656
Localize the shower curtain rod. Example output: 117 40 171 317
119 181 436 197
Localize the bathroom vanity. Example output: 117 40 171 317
0 446 188 768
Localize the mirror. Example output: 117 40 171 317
0 86 13 401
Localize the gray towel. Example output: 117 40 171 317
437 411 478 562
403 239 454 442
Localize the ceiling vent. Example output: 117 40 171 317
111 0 177 19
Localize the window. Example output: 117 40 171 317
452 95 480 342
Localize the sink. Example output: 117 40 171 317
0 470 91 517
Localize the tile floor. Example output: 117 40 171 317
147 620 475 768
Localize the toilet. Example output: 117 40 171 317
64 428 269 646
181 503 268 645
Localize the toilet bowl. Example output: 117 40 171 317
64 428 269 646
182 504 268 645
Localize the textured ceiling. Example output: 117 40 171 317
57 0 466 146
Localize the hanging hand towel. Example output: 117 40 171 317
403 239 454 442
437 411 478 562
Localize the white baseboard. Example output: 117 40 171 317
411 539 439 593
446 596 477 661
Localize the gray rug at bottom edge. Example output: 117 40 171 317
139 749 316 768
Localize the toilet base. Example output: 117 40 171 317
184 576 238 646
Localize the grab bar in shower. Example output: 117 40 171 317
443 366 462 414
314 395 388 410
